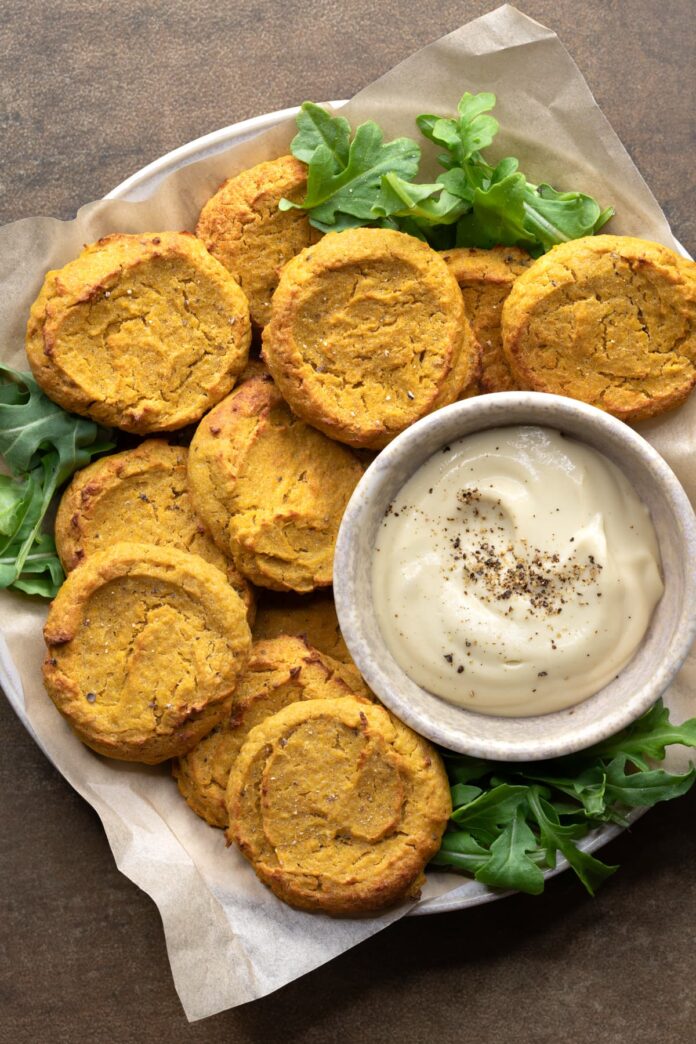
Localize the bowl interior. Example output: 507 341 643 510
334 393 696 760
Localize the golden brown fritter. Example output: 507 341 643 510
252 590 349 662
43 543 251 764
196 155 319 328
226 697 451 916
442 246 532 393
262 228 479 449
237 355 270 384
173 635 370 828
502 235 696 420
26 231 251 433
54 441 255 621
187 373 363 592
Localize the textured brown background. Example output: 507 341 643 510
1 1 695 1041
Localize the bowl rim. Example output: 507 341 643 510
334 391 696 760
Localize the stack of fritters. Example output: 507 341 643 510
172 634 372 828
32 153 695 916
54 439 255 620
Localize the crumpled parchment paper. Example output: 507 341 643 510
1 3 693 1021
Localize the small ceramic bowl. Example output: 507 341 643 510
334 392 696 761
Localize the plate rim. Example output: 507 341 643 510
104 101 647 918
106 102 346 203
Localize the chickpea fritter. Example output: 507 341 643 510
262 228 479 449
442 245 532 393
43 543 252 764
502 235 696 420
196 155 319 328
26 231 251 433
187 374 363 592
226 697 451 916
252 590 349 662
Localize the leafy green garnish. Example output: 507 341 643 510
280 102 421 233
434 700 696 896
475 806 546 895
0 364 112 597
287 92 613 254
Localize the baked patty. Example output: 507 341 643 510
226 696 451 915
26 231 251 433
187 373 363 592
502 235 696 420
442 245 532 393
252 590 349 663
262 228 479 449
196 155 319 328
43 543 251 764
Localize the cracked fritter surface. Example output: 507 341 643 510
196 155 319 328
174 635 370 828
252 590 349 662
442 246 532 393
226 697 451 916
26 231 251 433
54 441 254 621
42 543 252 764
502 235 696 420
187 373 363 592
262 228 479 449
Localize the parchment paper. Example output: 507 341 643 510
1 4 694 1021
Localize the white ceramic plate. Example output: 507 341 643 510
104 103 646 916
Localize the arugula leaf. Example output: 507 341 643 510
443 755 493 785
287 92 614 255
588 700 696 769
0 474 25 538
281 102 420 232
521 184 614 253
438 829 490 857
0 364 111 482
5 532 64 597
372 172 496 251
417 92 499 168
526 788 618 895
434 700 696 897
455 172 536 250
451 783 528 843
450 783 483 807
603 756 696 807
289 102 351 168
0 364 112 597
518 764 609 819
430 829 490 874
475 806 546 895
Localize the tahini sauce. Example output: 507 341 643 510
372 426 663 716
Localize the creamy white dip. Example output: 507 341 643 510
372 426 663 716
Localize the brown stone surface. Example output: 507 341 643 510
1 1 695 1040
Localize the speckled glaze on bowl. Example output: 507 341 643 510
334 392 696 761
